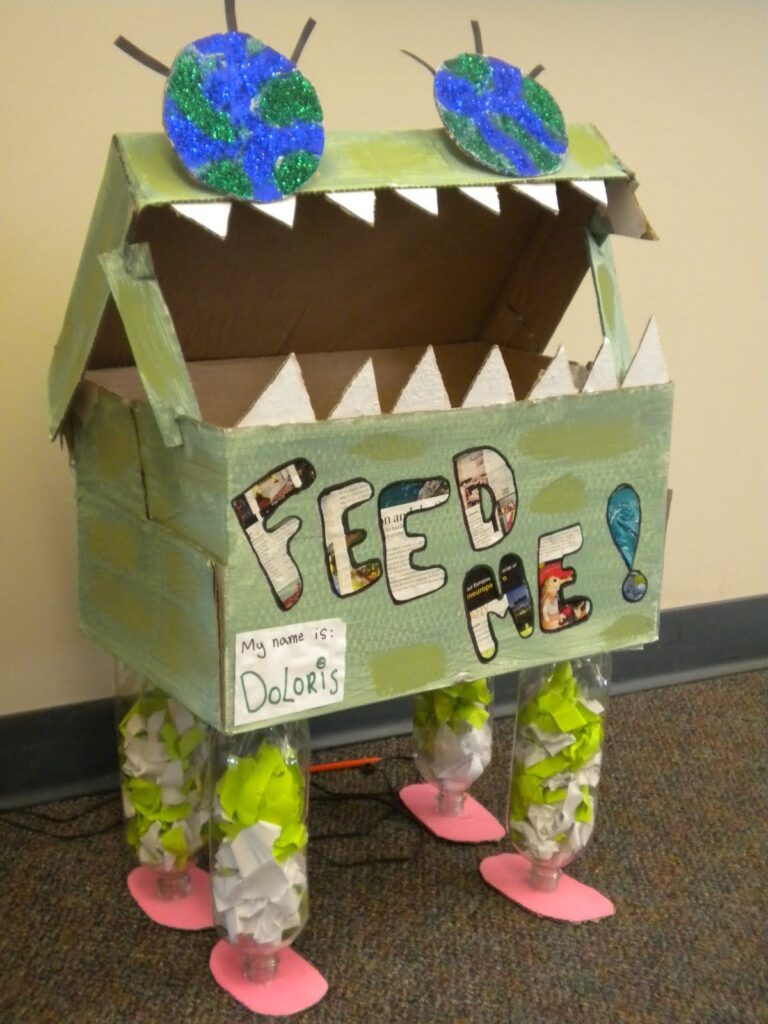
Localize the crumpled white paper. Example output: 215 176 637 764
121 697 208 869
516 725 578 768
212 821 307 946
511 711 604 860
417 720 492 788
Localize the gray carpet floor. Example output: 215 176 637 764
0 670 765 1024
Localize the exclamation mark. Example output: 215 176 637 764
606 485 648 602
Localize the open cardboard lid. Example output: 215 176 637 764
48 127 654 438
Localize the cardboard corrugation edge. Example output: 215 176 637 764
213 562 228 732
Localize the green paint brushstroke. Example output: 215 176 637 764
530 473 586 514
600 614 655 645
520 420 639 461
347 434 428 462
371 644 446 697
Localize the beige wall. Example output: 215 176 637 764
1 1 766 715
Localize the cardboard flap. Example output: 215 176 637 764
585 230 631 378
47 140 135 438
99 243 200 446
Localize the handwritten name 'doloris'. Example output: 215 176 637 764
240 656 341 716
231 449 600 664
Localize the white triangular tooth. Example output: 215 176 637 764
459 186 500 214
172 202 232 239
623 316 669 387
528 347 577 400
251 195 296 228
329 359 381 419
572 179 608 206
392 346 452 413
462 346 516 408
327 190 377 225
512 182 559 213
237 354 316 427
396 188 439 215
582 338 619 393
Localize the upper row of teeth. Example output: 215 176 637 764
170 179 608 236
238 320 668 428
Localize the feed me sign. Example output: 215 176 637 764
225 386 670 729
232 449 603 658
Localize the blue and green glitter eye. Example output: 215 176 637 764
116 5 324 203
405 22 568 178
163 32 323 203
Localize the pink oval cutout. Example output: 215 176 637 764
127 865 213 930
210 940 328 1016
479 852 615 922
400 783 506 843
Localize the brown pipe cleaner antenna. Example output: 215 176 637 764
290 18 317 65
224 0 238 33
400 49 436 76
113 36 170 77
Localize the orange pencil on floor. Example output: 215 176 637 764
309 756 382 774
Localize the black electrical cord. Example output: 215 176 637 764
0 755 422 860
0 794 123 840
308 757 425 867
7 793 119 823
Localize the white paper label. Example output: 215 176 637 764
539 524 583 563
234 619 346 726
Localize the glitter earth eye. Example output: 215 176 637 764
116 2 324 203
404 20 568 178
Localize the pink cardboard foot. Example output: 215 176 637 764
210 940 328 1016
127 865 213 930
400 783 505 843
479 852 615 922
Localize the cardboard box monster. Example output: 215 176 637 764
48 121 672 734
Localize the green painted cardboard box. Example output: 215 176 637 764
48 127 672 733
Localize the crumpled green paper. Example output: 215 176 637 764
509 662 603 835
119 691 208 869
215 743 307 862
414 679 491 737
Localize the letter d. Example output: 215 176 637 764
240 671 267 714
